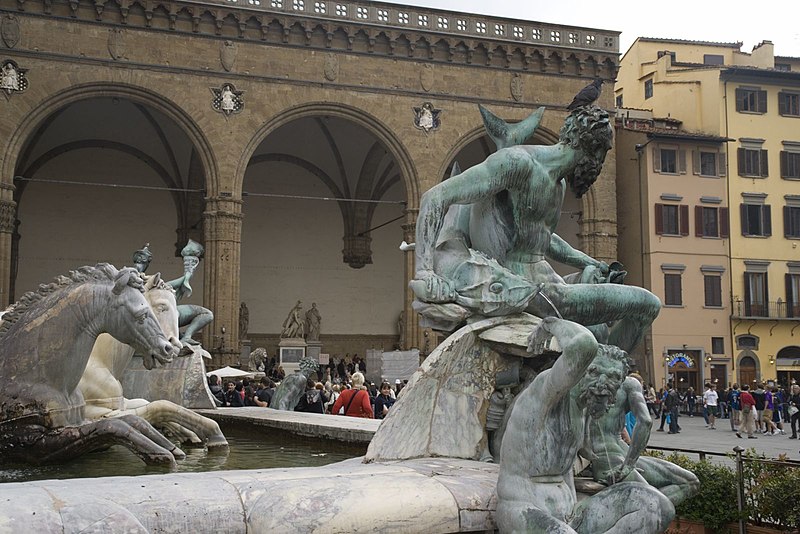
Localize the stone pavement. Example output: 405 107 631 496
647 411 800 461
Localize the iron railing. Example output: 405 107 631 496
647 445 800 533
732 299 800 319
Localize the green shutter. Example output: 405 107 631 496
735 88 745 112
738 148 746 176
719 152 727 177
763 204 772 236
740 203 749 235
781 151 788 178
760 149 769 177
758 90 767 113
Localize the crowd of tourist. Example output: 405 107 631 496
208 352 408 419
646 380 800 441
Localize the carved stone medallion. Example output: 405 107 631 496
510 73 524 102
0 59 28 98
220 40 237 72
323 53 338 82
107 28 125 60
413 102 441 132
211 83 244 116
420 63 434 92
1 15 20 49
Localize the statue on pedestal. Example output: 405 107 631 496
280 300 305 339
364 102 691 533
305 302 321 341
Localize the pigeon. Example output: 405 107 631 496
567 78 603 110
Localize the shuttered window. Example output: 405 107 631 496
653 146 687 174
692 150 726 177
784 206 800 238
786 274 800 318
737 148 769 177
655 203 689 236
735 87 767 113
778 92 800 117
744 272 768 317
695 206 729 238
740 203 772 237
704 275 722 307
780 151 800 179
664 273 682 306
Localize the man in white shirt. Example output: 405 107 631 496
703 383 719 430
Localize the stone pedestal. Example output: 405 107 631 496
240 338 252 369
121 345 217 409
279 337 307 375
306 340 322 363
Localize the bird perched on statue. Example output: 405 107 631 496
566 78 603 110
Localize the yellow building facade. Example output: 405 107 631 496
616 38 800 388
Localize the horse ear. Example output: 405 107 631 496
113 270 133 295
144 272 161 290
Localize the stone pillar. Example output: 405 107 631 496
0 183 16 308
402 209 424 352
203 196 243 366
580 150 617 264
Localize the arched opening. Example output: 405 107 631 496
10 94 208 308
776 346 800 386
240 114 407 357
738 353 758 387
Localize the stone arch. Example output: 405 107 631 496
1 82 218 195
236 102 418 209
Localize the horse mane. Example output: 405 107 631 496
0 263 119 339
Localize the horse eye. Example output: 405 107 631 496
489 282 503 294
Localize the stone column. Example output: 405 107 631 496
203 196 243 366
580 150 617 264
402 209 424 352
0 183 16 308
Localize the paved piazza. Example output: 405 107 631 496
647 412 800 462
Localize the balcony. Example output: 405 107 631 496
732 300 800 319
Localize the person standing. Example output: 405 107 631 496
728 384 741 432
702 383 719 430
788 384 800 439
331 372 374 418
665 383 681 434
686 387 696 417
374 382 396 419
752 384 766 434
738 385 757 439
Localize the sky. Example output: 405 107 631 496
382 0 800 59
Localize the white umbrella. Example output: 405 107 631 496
207 366 254 379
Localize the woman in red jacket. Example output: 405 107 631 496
332 372 374 418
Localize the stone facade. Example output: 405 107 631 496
0 0 619 365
